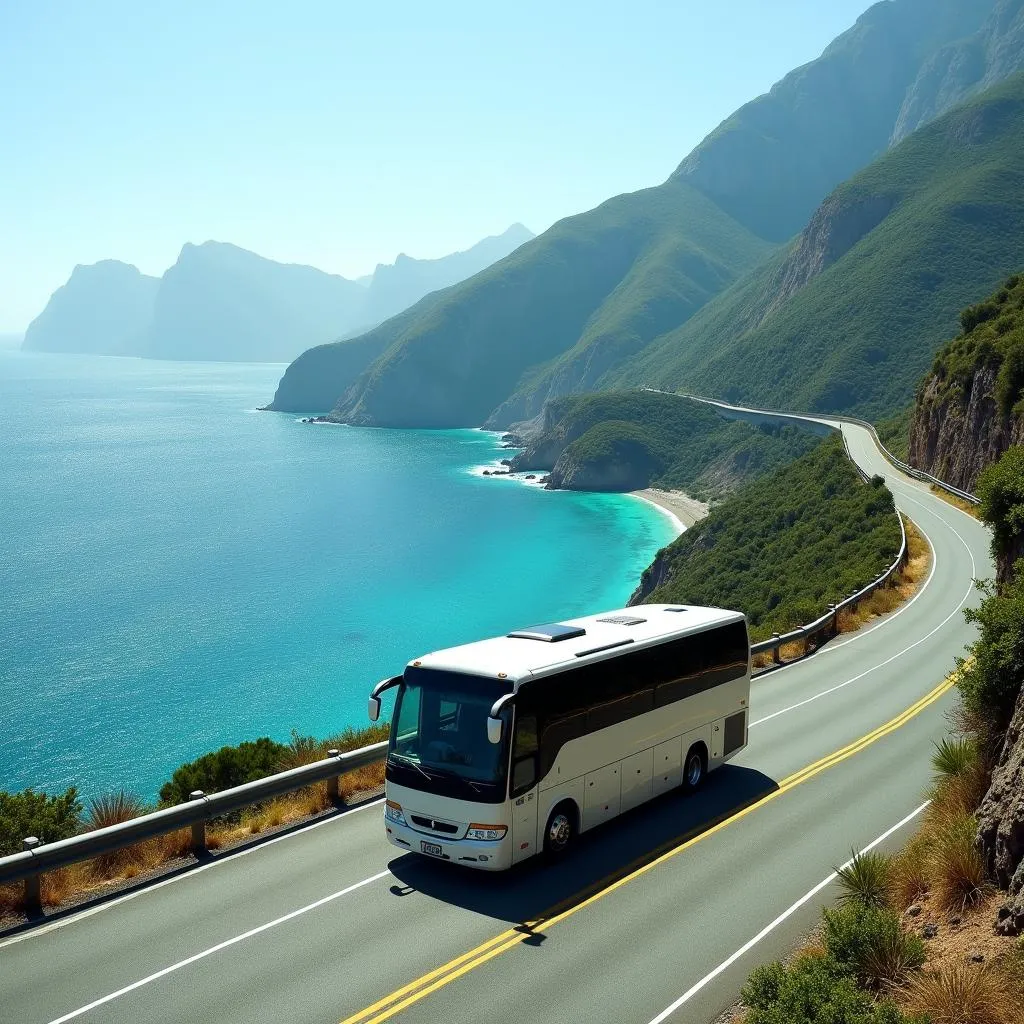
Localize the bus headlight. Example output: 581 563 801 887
385 800 407 826
466 824 507 841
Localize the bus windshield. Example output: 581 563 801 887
389 668 512 789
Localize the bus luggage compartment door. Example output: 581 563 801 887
584 763 621 830
621 749 653 812
652 738 682 797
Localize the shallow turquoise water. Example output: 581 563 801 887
0 351 677 799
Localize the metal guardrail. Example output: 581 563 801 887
666 390 980 505
749 510 908 668
0 740 387 915
0 391 931 918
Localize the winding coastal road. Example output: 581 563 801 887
0 418 993 1024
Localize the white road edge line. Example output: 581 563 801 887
644 800 930 1024
0 798 385 949
42 870 392 1024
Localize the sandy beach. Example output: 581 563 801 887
631 488 709 534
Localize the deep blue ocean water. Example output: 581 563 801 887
0 350 677 799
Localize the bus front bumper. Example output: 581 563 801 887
385 821 514 871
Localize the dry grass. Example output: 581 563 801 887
903 962 1023 1024
927 811 991 913
929 485 981 520
0 760 385 917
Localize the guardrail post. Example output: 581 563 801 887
849 591 859 613
829 604 838 638
326 749 341 805
22 837 42 916
189 791 208 856
771 634 782 665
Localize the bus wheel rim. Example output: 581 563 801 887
687 755 702 786
549 813 571 848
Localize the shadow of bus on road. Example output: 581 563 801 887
386 764 778 927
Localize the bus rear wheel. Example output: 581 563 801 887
544 804 576 857
683 745 707 794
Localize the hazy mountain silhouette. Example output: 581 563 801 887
22 226 533 362
22 261 159 356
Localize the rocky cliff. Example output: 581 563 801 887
892 0 1024 143
978 679 1024 934
908 272 1024 492
910 365 1024 491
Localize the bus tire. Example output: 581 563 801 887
544 802 577 857
683 744 707 794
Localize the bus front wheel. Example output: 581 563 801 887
683 745 707 794
544 803 577 857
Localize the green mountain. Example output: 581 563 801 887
22 261 159 356
271 0 1017 426
630 436 902 641
509 391 820 499
614 70 1024 420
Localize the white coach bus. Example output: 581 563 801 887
367 604 750 870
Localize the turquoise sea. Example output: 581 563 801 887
0 350 677 799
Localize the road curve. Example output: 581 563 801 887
0 418 994 1024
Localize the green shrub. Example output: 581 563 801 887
959 572 1024 733
836 850 893 910
742 952 918 1024
931 736 979 781
977 446 1024 573
823 903 925 989
0 788 82 856
158 737 288 806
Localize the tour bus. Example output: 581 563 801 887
367 604 750 870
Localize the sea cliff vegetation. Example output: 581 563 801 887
631 436 902 640
511 391 820 499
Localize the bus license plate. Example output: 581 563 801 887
421 841 443 857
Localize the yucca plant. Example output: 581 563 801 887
86 791 147 877
836 850 893 909
86 790 146 830
932 737 978 780
904 963 1022 1024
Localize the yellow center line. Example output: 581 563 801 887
340 674 955 1024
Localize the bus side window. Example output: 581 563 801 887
511 713 539 796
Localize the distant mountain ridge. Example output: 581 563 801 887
21 225 533 362
271 0 1022 426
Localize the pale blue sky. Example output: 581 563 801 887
0 0 873 332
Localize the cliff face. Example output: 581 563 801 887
909 364 1024 492
893 0 1024 143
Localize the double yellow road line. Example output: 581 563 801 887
341 674 955 1024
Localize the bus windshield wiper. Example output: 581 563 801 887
389 751 434 782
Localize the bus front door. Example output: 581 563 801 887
511 788 538 864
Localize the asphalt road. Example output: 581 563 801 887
0 420 993 1024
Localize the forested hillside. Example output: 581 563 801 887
630 437 902 640
270 0 1013 424
509 391 820 498
614 71 1024 420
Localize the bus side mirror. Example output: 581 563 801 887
368 675 402 723
486 717 503 745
